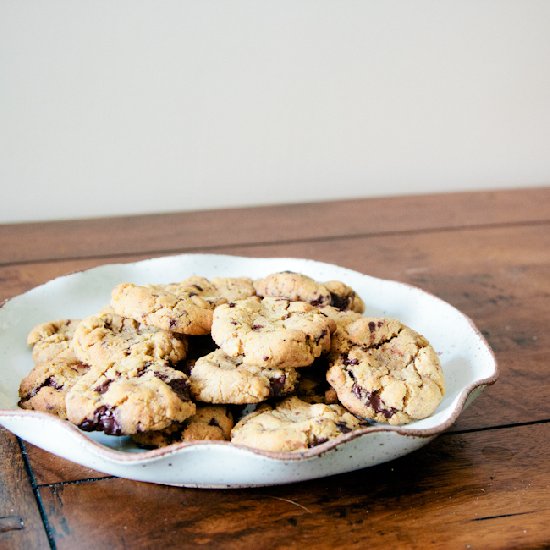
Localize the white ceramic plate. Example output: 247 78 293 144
0 254 497 488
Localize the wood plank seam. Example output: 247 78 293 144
2 218 549 269
17 439 57 550
447 418 550 436
36 476 115 489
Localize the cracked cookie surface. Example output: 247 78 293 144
326 318 445 425
188 349 298 404
27 319 81 363
231 396 364 452
72 308 187 368
111 276 255 335
132 406 234 448
66 356 196 435
254 272 364 312
211 297 335 369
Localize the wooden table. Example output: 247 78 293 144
1 188 549 549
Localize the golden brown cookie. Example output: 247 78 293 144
211 297 335 369
110 276 255 335
72 308 187 368
18 356 90 419
254 272 364 312
326 318 445 425
132 406 234 448
66 356 196 435
188 349 299 404
231 396 364 452
27 319 81 363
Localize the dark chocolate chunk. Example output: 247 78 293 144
351 384 397 419
335 421 353 434
309 435 329 447
329 292 349 310
167 378 192 402
94 379 112 394
269 374 287 397
79 405 122 435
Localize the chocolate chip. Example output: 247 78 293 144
368 321 376 333
94 379 112 394
167 378 192 401
79 405 122 435
208 418 221 428
269 374 287 397
336 421 352 434
314 328 328 345
27 376 64 399
229 302 236 308
169 319 178 329
192 284 204 292
329 292 348 310
309 435 329 447
343 356 359 366
263 356 269 361
351 384 396 419
251 324 264 331
188 291 197 297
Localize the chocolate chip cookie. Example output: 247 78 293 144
18 356 90 419
72 308 187 368
188 349 298 404
27 319 81 363
211 297 335 369
111 276 255 335
254 272 364 312
326 318 445 425
231 396 365 452
132 405 234 448
66 356 196 435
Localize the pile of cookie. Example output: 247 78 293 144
18 271 445 452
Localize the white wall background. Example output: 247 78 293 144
1 0 549 223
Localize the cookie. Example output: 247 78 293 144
110 276 255 335
72 308 187 368
18 356 90 419
27 319 81 363
231 396 365 452
132 406 234 448
188 349 299 404
254 272 364 312
66 356 196 435
319 306 365 355
326 318 445 425
211 297 335 369
323 280 364 313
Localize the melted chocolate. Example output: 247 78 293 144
79 405 122 435
351 383 397 419
269 374 287 397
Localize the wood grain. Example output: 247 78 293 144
1 188 549 265
0 429 49 549
2 189 549 548
25 443 111 487
38 423 550 549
